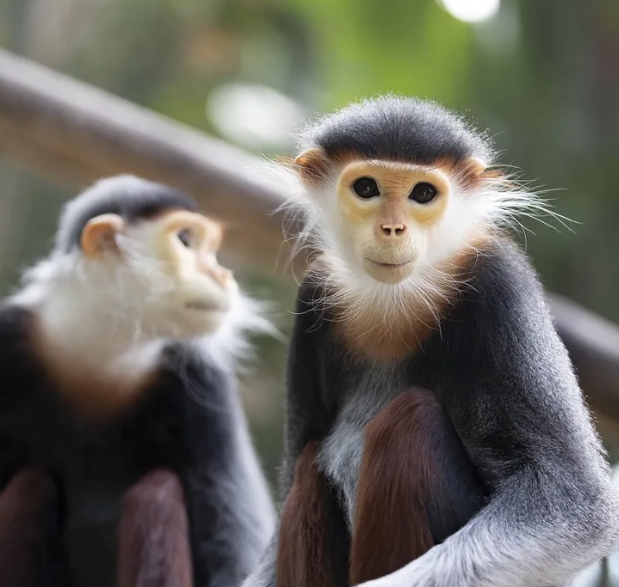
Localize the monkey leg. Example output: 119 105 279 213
116 468 193 587
0 468 66 587
276 442 350 587
349 389 485 585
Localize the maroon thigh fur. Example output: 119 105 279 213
350 389 462 584
276 442 339 587
116 469 193 587
0 468 63 587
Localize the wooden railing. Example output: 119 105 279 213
1 48 619 422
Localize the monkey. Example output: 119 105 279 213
0 175 276 587
242 95 619 587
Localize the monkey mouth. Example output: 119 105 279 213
185 301 228 312
364 258 414 268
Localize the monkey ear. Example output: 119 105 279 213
80 214 125 258
466 157 487 176
294 147 331 186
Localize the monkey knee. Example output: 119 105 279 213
0 468 58 514
3 468 57 499
121 468 185 514
118 469 192 587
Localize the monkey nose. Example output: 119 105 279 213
210 266 233 286
380 223 407 237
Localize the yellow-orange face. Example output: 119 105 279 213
334 160 453 284
293 148 489 285
80 209 237 338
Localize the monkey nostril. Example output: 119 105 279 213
381 224 406 237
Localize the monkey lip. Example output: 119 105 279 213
364 258 414 268
185 301 228 312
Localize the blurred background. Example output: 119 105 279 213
0 0 618 493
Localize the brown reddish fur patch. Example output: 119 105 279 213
276 442 337 587
0 469 63 587
335 296 441 362
350 390 448 585
117 469 193 587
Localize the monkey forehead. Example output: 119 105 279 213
299 95 493 167
55 175 199 253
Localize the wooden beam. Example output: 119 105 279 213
1 48 619 420
551 295 619 421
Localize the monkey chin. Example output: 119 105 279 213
362 258 415 285
162 298 230 339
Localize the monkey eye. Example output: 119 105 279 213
352 177 380 199
177 229 192 247
409 182 438 204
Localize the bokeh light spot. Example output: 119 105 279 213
439 0 500 23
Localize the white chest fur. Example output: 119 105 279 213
316 364 408 529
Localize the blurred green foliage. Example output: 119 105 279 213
0 0 618 486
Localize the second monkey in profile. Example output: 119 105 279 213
0 175 275 587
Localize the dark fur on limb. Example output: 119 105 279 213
276 442 349 587
350 389 485 584
0 469 68 587
117 468 193 587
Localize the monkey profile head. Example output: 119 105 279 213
12 176 259 350
79 206 237 339
8 175 273 410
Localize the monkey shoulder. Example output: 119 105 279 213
289 270 335 371
294 271 332 329
0 302 41 392
440 237 562 364
285 272 338 434
0 303 42 481
432 238 601 472
0 302 35 351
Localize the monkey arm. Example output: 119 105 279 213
355 241 619 587
0 305 37 487
166 359 274 587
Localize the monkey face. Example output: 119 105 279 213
334 161 452 284
80 209 238 339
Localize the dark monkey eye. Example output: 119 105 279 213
177 229 192 247
410 182 438 204
352 177 380 199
